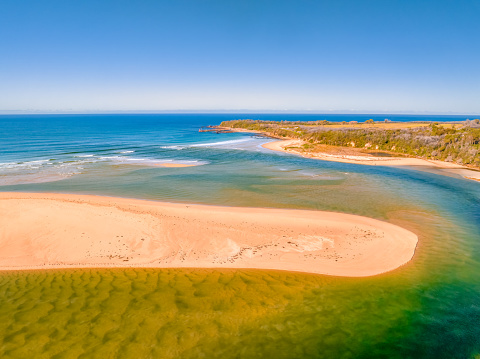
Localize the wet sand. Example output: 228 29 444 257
155 163 198 168
0 193 417 277
262 140 480 181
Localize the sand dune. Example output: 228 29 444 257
0 193 418 277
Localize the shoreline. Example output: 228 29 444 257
214 126 480 181
261 139 480 181
0 192 418 277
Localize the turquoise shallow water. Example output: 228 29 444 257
1 114 480 358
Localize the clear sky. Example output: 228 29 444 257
1 0 479 114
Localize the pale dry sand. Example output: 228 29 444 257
263 140 480 181
0 193 417 277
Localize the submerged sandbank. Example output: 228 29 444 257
0 193 417 276
262 140 480 181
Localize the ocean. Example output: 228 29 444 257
0 114 479 358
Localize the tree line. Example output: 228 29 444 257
220 120 480 168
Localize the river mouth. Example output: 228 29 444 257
1 114 480 358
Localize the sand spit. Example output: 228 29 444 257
0 193 417 277
262 140 480 181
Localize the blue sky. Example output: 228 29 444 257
1 0 479 114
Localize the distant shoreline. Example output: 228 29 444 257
261 139 480 182
215 126 480 182
0 192 418 277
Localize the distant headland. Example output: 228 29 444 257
214 119 480 181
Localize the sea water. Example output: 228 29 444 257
0 114 479 358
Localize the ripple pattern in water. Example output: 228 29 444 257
0 268 479 359
2 115 480 358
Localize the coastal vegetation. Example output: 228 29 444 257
220 119 480 168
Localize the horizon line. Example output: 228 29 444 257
1 110 479 116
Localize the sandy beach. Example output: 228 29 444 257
0 192 417 277
262 139 480 181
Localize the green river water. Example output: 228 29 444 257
1 115 479 358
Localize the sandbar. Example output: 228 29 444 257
0 193 417 277
262 139 480 181
155 163 198 168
